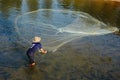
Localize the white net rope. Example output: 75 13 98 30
15 9 118 52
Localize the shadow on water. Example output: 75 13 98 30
0 33 120 80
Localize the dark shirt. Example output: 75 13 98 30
27 42 42 54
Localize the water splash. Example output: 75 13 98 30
15 9 118 52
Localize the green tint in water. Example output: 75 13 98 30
58 0 120 28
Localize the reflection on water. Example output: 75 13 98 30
1 0 120 27
0 0 120 80
59 0 120 27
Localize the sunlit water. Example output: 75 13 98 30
0 0 120 80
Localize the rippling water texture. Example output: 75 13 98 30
0 0 120 80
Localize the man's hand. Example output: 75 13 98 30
40 48 47 54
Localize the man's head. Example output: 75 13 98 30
33 36 41 42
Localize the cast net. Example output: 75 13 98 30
15 9 118 52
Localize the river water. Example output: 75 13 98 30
0 0 120 80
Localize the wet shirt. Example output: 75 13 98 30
27 42 42 54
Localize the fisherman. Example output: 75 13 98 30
26 36 47 67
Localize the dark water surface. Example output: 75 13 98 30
0 0 120 80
